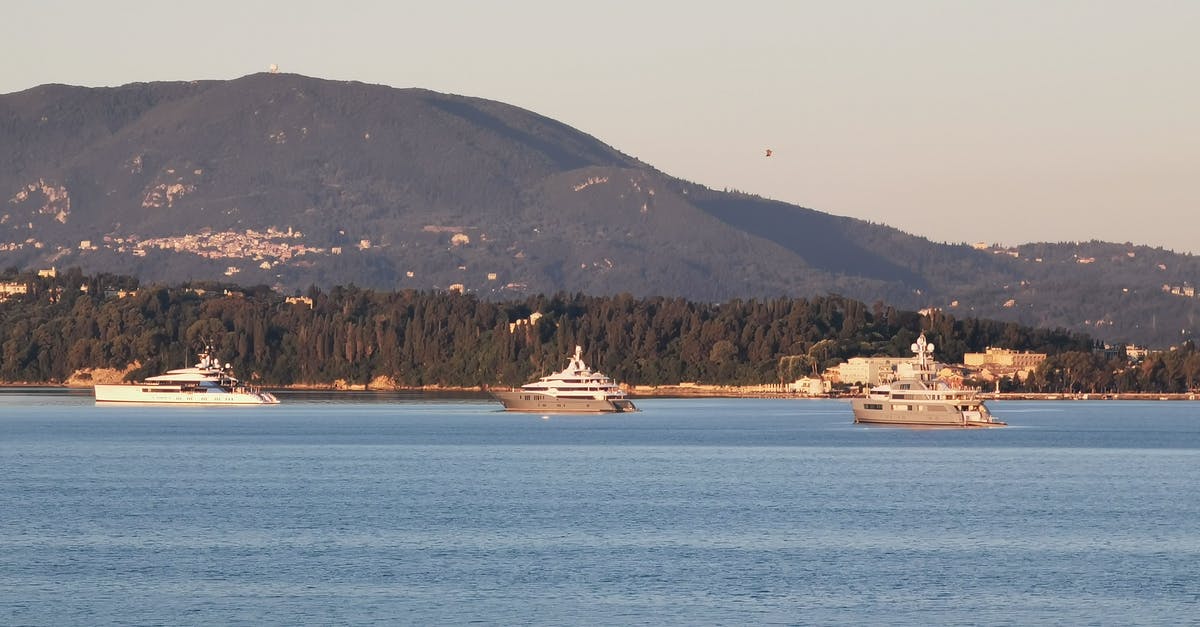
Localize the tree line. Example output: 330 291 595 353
2 268 1196 393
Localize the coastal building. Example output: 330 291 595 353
963 347 1046 384
788 376 831 396
1124 344 1149 361
825 356 915 386
0 281 29 299
935 366 969 388
507 311 543 333
963 347 1047 370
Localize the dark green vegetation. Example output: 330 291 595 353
2 74 1198 346
7 269 1199 394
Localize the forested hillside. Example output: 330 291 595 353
0 269 1112 390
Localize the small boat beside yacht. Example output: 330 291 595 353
93 344 279 405
850 334 1004 427
492 345 637 413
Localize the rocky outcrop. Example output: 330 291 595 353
64 362 142 387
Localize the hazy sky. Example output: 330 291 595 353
5 1 1197 253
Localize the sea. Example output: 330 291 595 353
1 389 1198 626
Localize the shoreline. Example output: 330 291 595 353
980 392 1199 401
4 382 1198 401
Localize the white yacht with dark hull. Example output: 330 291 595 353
851 334 1004 427
492 345 637 413
93 346 279 405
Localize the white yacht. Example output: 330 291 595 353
492 345 637 413
850 334 1004 427
93 345 280 405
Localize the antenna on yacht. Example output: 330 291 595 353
912 333 935 381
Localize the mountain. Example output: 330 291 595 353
2 73 1198 346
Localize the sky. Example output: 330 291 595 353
4 0 1198 253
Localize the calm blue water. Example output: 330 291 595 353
2 390 1198 625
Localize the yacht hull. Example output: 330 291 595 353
491 390 636 413
850 399 1004 427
